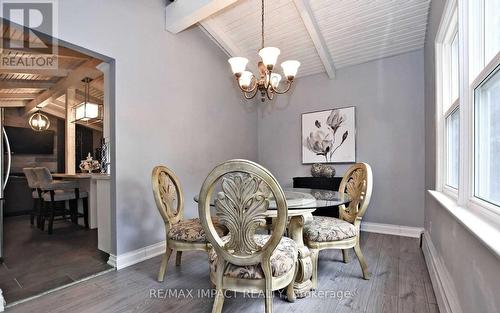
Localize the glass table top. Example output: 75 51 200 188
194 188 349 210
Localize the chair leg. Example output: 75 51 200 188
262 260 273 313
353 242 371 280
40 201 46 230
286 261 298 303
157 247 173 282
342 249 350 263
69 199 77 224
48 202 55 235
175 251 182 266
310 249 319 290
212 258 226 313
82 198 89 229
30 198 36 225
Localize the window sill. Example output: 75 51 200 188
428 190 500 259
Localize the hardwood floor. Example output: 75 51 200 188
0 215 112 304
6 233 439 313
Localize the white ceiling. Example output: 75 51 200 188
198 0 431 78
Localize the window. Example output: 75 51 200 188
437 5 459 193
484 0 500 64
469 0 500 81
474 64 500 207
436 0 500 214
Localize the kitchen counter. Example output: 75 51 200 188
52 172 112 254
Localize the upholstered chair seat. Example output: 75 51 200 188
167 217 227 243
42 190 89 202
304 216 356 242
208 234 298 279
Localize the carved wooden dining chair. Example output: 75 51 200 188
198 159 298 313
304 163 373 286
151 165 227 283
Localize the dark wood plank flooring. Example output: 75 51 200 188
0 215 112 303
6 233 439 313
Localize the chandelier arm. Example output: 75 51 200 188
265 87 274 100
271 80 293 94
243 88 259 99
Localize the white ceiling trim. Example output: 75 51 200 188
199 18 243 57
292 0 335 79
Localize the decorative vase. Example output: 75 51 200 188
311 163 323 177
79 153 100 174
320 165 336 178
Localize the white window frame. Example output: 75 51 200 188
436 0 459 199
468 52 500 217
436 0 500 220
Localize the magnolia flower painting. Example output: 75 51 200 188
302 107 356 164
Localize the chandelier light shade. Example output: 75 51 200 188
258 47 280 69
229 0 300 102
228 57 249 76
29 110 50 131
281 60 301 79
74 77 102 123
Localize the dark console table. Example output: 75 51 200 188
293 176 343 218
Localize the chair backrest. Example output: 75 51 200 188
338 163 373 224
198 159 288 267
32 167 53 190
23 168 38 189
151 165 184 226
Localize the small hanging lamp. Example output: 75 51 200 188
28 107 50 131
74 77 102 123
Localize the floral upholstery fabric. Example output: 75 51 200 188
304 216 356 242
208 234 298 279
168 218 227 243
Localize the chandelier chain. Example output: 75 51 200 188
261 0 264 49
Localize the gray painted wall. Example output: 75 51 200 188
424 1 500 312
258 50 425 227
56 0 258 254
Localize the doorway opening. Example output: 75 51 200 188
0 17 116 305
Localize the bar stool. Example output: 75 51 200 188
33 167 89 234
22 167 43 228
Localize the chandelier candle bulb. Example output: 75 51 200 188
228 57 248 76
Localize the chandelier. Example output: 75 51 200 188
228 0 300 102
29 107 50 131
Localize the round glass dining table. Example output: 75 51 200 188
194 188 349 298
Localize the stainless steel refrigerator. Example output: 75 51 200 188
0 108 12 261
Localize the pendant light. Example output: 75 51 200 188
74 78 102 123
29 107 50 131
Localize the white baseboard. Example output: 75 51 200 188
107 240 166 270
422 233 463 313
107 222 424 270
361 221 424 238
